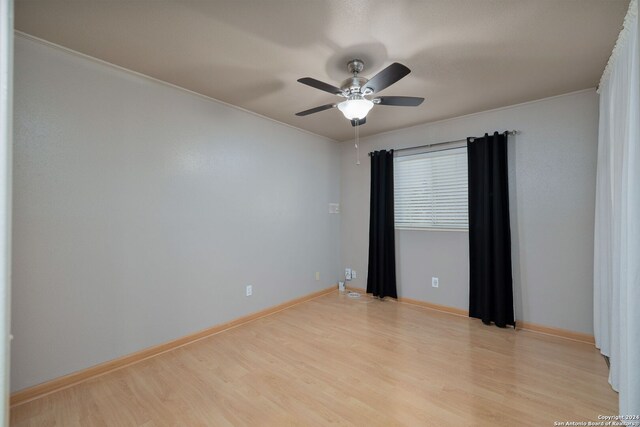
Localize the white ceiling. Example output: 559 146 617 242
15 0 629 142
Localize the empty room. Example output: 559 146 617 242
0 0 638 425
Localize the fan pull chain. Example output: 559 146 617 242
355 123 360 165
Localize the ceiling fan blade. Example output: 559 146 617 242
375 96 424 107
351 117 366 127
364 62 411 93
295 104 336 116
297 77 343 95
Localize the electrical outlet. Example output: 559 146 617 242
351 270 357 279
315 272 320 281
432 277 439 288
345 268 352 281
246 285 253 296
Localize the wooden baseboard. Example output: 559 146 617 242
346 287 467 317
347 286 594 344
397 296 469 317
10 285 337 407
516 321 595 344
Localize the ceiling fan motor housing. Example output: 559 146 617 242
340 76 368 94
341 59 369 95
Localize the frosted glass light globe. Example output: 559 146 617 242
337 96 374 120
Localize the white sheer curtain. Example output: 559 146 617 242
594 0 639 416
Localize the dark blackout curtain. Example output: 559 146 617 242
467 132 515 327
367 150 397 299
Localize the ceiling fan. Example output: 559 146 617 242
295 59 424 127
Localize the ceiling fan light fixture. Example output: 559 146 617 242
296 61 423 125
337 95 374 120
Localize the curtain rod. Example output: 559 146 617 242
368 130 520 156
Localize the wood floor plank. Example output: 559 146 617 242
10 292 617 426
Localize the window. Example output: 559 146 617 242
394 146 468 230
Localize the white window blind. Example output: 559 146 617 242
394 146 468 230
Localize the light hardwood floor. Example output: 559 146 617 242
10 291 617 426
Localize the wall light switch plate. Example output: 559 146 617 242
432 277 439 288
351 270 357 279
315 272 320 281
246 285 253 296
345 268 352 281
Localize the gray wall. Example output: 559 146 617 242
341 89 599 335
11 35 341 392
